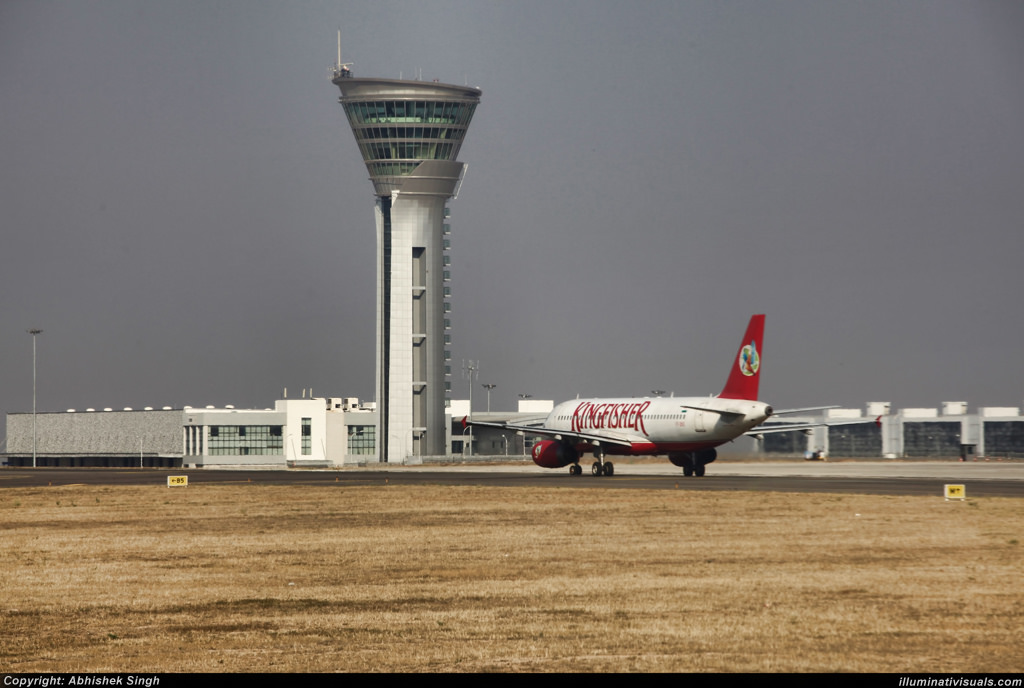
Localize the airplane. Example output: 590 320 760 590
463 314 840 477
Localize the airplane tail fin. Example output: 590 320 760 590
718 314 765 400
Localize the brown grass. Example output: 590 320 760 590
1 482 1021 672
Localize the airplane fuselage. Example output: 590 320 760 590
542 396 772 456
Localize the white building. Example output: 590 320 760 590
5 397 380 468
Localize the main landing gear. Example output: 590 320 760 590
569 447 613 476
569 460 613 476
669 449 716 477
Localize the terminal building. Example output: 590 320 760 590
330 63 481 463
760 401 1024 460
2 397 552 468
4 397 376 468
5 398 1023 467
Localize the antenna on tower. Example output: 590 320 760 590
330 28 353 79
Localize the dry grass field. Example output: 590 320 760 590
1 481 1022 673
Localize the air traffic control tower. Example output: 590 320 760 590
331 63 481 462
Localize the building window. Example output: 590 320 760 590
984 421 1024 458
301 418 312 456
347 425 376 455
206 425 284 456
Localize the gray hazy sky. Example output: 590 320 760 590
2 0 1023 424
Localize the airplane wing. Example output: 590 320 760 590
463 418 636 448
771 405 841 415
746 415 882 438
677 403 746 418
499 415 548 428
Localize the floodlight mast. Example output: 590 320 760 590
482 383 497 413
463 361 479 456
28 328 42 468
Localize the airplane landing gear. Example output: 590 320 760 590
569 463 582 476
590 447 613 476
672 451 711 477
681 458 706 477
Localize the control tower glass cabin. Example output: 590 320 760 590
332 68 481 462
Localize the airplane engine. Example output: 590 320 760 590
669 448 718 467
531 440 579 468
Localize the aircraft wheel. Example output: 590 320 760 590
569 464 581 476
592 461 603 476
683 466 694 477
604 461 614 476
695 464 705 477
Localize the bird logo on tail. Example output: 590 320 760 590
739 341 760 377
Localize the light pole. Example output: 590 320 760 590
28 329 42 468
482 383 496 413
517 394 532 456
463 361 479 457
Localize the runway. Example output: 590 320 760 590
2 461 1023 497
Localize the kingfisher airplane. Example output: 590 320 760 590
464 314 835 476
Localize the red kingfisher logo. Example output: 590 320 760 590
571 400 651 435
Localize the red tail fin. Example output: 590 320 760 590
719 315 765 400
